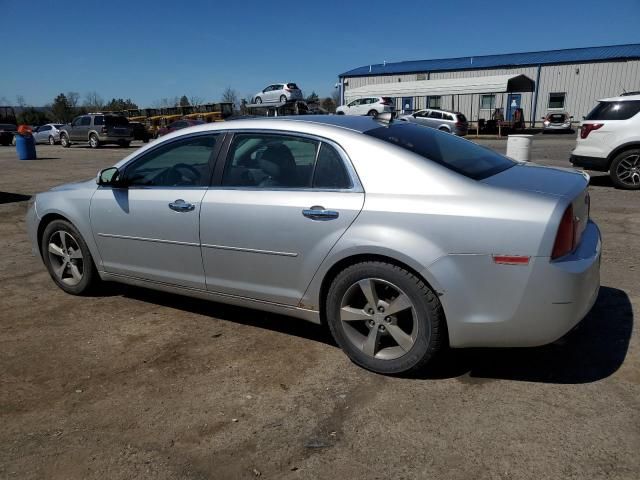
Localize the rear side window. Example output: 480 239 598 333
106 116 129 126
585 101 640 120
428 111 443 119
93 116 104 126
286 83 298 89
313 143 352 189
443 113 454 121
365 122 515 180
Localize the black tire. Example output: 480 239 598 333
367 110 379 118
609 149 640 190
255 96 262 104
336 111 345 115
40 219 100 295
119 141 131 148
48 135 56 145
60 133 70 148
89 133 100 149
325 261 444 375
280 95 287 103
438 126 450 133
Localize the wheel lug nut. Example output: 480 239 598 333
367 308 375 314
385 316 391 322
368 320 375 327
379 325 386 332
378 306 385 312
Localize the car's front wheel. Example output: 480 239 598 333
48 135 56 145
326 261 445 375
610 149 640 190
280 95 287 102
41 219 99 295
60 134 70 148
254 96 262 104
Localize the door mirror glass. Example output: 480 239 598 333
97 167 120 186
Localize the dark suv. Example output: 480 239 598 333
60 114 133 148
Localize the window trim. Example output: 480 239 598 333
548 92 566 110
210 129 363 193
115 132 225 189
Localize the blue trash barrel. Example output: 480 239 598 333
16 135 37 160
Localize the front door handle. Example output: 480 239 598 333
302 206 339 221
168 199 195 212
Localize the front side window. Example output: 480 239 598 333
428 111 443 119
481 95 495 110
548 92 566 109
427 96 441 109
124 134 218 187
222 134 318 188
365 122 515 180
41 125 51 132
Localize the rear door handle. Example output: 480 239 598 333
302 206 339 221
168 199 195 212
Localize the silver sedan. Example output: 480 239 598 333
33 123 64 144
26 116 601 374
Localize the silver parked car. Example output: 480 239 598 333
33 123 64 145
542 112 573 132
253 83 303 104
399 109 469 135
26 116 601 375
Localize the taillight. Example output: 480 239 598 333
101 126 107 133
551 205 576 259
455 122 466 127
580 123 603 139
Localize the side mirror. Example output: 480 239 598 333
96 167 122 186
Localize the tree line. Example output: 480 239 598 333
4 86 341 125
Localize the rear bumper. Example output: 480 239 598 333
570 154 609 172
428 221 601 348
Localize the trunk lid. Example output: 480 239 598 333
481 162 588 199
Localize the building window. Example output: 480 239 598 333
548 92 566 109
416 73 426 81
480 94 495 110
427 96 441 109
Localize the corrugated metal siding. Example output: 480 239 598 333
342 60 640 126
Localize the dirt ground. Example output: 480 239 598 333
1 135 638 479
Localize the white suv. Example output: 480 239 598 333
336 97 395 117
571 94 640 189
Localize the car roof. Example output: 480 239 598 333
598 94 640 102
270 114 390 133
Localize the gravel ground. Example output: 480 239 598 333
0 134 638 479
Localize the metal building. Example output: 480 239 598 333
338 44 640 127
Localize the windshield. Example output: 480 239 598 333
364 122 515 180
585 101 640 120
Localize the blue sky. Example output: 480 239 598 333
1 0 639 107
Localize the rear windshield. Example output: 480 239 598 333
364 122 515 180
105 116 129 126
286 83 299 89
549 114 566 122
585 101 640 120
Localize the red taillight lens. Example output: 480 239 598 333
580 123 603 139
101 126 107 133
552 205 575 259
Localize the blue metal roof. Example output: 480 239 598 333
340 44 640 77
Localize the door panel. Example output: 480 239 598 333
200 190 364 305
91 188 207 288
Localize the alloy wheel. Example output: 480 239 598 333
616 154 640 187
339 278 418 360
49 136 55 145
47 230 84 286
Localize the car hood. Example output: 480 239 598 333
481 162 589 198
49 178 97 192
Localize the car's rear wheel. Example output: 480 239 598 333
89 133 100 149
48 135 56 145
326 261 444 375
60 134 70 148
41 219 99 295
438 126 450 133
280 95 287 102
367 110 379 118
610 149 640 190
118 140 131 148
255 96 262 104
